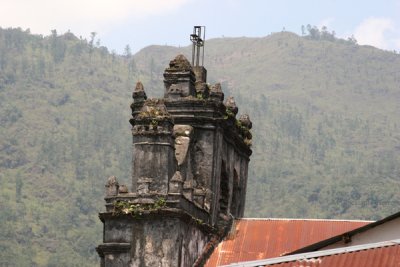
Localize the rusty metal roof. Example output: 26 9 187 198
205 218 371 267
222 239 400 267
290 210 400 254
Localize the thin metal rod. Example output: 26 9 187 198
192 42 195 66
196 27 201 66
191 27 196 66
202 26 206 66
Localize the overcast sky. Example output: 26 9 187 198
1 0 400 54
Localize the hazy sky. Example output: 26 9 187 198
1 0 400 54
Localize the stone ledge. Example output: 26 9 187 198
96 242 130 257
99 207 215 233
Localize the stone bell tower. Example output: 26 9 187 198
97 28 252 267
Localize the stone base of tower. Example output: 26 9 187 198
97 210 218 267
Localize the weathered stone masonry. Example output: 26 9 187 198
97 54 252 267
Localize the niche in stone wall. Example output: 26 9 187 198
219 161 229 214
230 169 241 217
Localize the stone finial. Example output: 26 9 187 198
195 82 209 99
211 83 222 93
135 81 144 91
169 171 184 194
239 114 252 129
239 114 253 145
209 83 224 101
225 96 238 115
166 54 192 72
105 176 119 196
132 81 147 102
137 177 153 195
118 184 129 194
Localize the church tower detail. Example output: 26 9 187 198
97 30 252 266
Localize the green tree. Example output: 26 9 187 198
15 172 23 203
150 56 155 80
124 44 132 59
50 29 66 63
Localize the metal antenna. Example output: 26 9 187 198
190 26 206 67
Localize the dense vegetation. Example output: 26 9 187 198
0 28 133 266
0 27 399 266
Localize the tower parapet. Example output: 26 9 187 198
97 53 252 267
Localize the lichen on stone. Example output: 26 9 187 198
112 198 167 217
239 114 252 129
224 96 238 115
209 83 224 101
210 83 222 93
136 99 170 119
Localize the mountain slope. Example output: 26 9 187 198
0 28 133 266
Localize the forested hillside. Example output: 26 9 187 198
0 27 400 266
0 28 133 266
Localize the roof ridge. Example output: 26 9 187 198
240 218 374 222
222 239 400 267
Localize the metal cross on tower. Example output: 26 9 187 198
190 26 206 67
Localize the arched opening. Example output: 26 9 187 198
219 161 229 214
230 169 240 217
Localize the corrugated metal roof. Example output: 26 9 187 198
290 210 400 254
205 218 371 267
222 239 400 267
